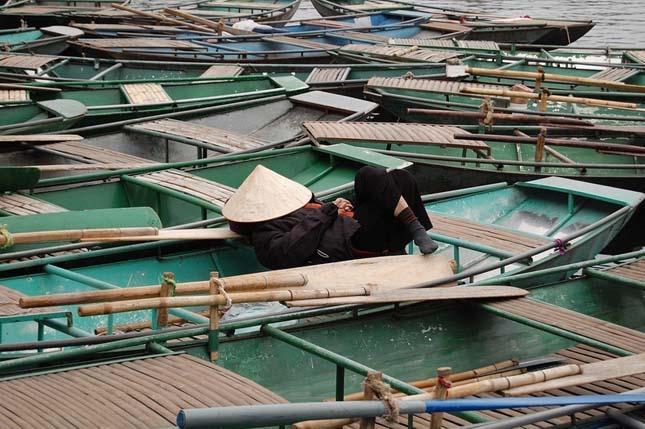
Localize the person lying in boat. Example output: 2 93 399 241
222 165 438 270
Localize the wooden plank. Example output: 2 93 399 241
340 45 460 62
43 141 155 165
287 286 528 306
290 91 378 114
626 51 645 64
589 67 639 82
303 122 490 154
608 258 645 281
366 76 507 94
200 65 244 78
122 83 172 105
305 67 351 83
0 54 60 70
0 134 82 144
0 89 28 103
503 353 645 396
129 119 266 152
0 354 286 427
0 193 65 216
0 285 52 316
78 38 201 49
137 169 235 208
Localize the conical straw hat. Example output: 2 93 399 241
223 165 312 223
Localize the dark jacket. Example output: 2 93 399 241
251 203 361 270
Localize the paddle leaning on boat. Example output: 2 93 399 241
222 165 439 269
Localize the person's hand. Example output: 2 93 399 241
333 198 353 214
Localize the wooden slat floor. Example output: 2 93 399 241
429 212 548 255
40 141 156 165
129 119 267 152
138 169 235 209
0 193 65 216
0 285 52 316
605 258 645 282
0 353 286 428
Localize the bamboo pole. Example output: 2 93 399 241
77 228 242 242
534 129 546 163
78 287 371 316
405 108 593 125
209 272 220 361
459 87 640 110
156 273 174 328
20 272 309 308
451 132 645 154
95 310 209 334
110 3 221 34
406 364 581 400
464 66 645 93
430 367 451 429
163 8 254 36
0 227 159 247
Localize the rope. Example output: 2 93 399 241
217 281 233 309
163 276 177 296
363 375 400 422
0 225 13 250
438 375 452 389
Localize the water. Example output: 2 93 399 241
294 0 645 46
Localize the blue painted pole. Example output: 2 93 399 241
177 395 645 429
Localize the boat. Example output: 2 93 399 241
302 122 645 192
364 77 645 125
2 90 379 168
0 98 86 134
0 244 642 428
308 0 594 45
0 25 82 55
0 52 448 98
0 0 133 28
0 74 308 131
0 143 409 257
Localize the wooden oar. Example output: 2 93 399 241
163 8 255 36
406 364 582 400
460 87 640 110
452 132 645 155
461 66 645 94
110 3 221 35
286 286 528 307
0 226 241 248
79 228 241 242
0 226 159 247
20 272 309 308
503 353 645 396
77 287 371 316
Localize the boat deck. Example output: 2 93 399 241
35 141 156 165
488 297 645 353
604 258 645 282
137 169 235 209
429 213 548 254
122 83 172 105
200 65 245 78
339 45 460 62
367 76 507 94
0 353 286 428
0 193 65 216
0 54 59 70
303 122 491 156
127 119 268 152
76 38 202 49
306 67 352 83
388 39 500 50
264 35 337 50
0 285 50 317
589 67 639 82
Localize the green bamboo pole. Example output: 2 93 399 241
262 325 489 424
473 250 645 286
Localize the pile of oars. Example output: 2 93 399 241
294 352 645 429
